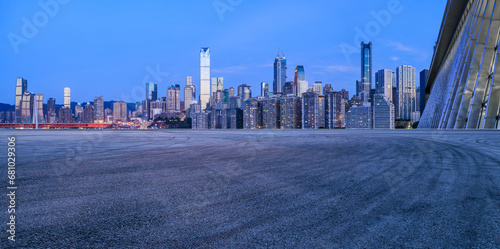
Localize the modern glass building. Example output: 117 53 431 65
200 47 211 110
294 65 305 96
273 51 286 94
145 82 158 101
184 76 196 110
420 0 500 129
15 77 27 123
419 69 429 116
361 42 372 103
375 69 394 102
261 82 269 97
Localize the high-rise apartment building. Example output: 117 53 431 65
83 104 95 123
94 96 104 122
280 95 301 129
262 97 280 129
58 107 72 123
167 84 181 112
15 77 28 123
396 65 417 120
200 47 211 110
325 91 345 129
75 103 83 122
113 101 127 122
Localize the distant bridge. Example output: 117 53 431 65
0 123 113 129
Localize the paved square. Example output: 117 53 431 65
1 130 499 247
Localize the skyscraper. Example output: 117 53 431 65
313 82 322 95
361 42 372 103
64 87 71 109
419 69 429 115
228 87 235 97
21 91 33 123
47 98 56 123
83 104 95 123
167 84 181 112
184 76 196 110
261 82 269 97
211 77 224 105
294 65 305 96
94 96 104 122
283 81 294 95
113 101 128 122
396 65 417 120
302 91 321 129
238 84 252 101
75 103 83 122
373 94 395 129
325 91 345 129
273 50 286 94
200 47 211 110
145 82 158 101
15 77 27 123
280 95 302 129
375 69 394 102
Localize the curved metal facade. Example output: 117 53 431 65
420 0 500 129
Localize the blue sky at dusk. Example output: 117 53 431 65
0 0 447 104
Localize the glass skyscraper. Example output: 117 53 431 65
200 47 211 110
375 69 394 102
294 65 305 96
15 77 27 123
273 51 286 94
261 82 269 97
361 42 372 103
145 82 158 101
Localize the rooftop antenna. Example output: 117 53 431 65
281 49 285 58
277 48 280 57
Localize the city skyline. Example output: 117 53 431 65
0 1 447 104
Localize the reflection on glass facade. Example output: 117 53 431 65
294 65 305 96
273 51 286 94
420 0 500 129
361 42 372 103
375 69 393 102
200 47 211 110
15 77 27 123
145 82 158 101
